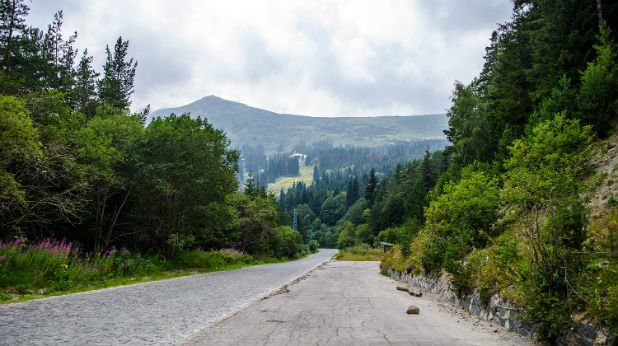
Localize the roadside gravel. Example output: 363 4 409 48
0 249 336 345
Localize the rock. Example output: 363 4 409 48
406 305 420 314
396 285 409 292
407 288 423 297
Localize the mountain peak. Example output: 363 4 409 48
150 96 448 152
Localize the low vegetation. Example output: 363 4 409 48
0 237 303 302
334 245 382 261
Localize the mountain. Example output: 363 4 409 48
150 95 449 152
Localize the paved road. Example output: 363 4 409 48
0 249 336 345
182 261 535 346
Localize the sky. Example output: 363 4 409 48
26 1 513 117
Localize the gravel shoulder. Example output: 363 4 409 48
181 261 535 346
0 249 336 345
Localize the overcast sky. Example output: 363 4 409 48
26 1 513 117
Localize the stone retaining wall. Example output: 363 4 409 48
386 268 615 346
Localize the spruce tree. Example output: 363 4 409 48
364 168 378 205
98 36 137 109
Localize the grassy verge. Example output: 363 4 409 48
0 238 292 304
334 245 383 261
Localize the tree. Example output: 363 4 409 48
71 49 99 115
0 0 28 72
345 176 360 207
133 114 239 254
42 11 77 92
98 36 137 109
424 167 500 274
501 114 592 338
319 192 347 226
73 112 144 249
312 165 320 184
0 95 42 228
444 82 490 164
364 168 378 205
577 23 618 137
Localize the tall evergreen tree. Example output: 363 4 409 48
346 176 360 207
71 49 99 115
364 168 378 205
313 165 320 184
0 0 28 72
98 36 137 109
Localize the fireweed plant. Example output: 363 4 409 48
0 237 290 300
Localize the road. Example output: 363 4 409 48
0 249 337 345
182 261 534 346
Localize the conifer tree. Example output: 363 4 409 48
98 36 137 109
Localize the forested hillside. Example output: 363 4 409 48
0 1 310 297
374 1 618 341
150 95 448 153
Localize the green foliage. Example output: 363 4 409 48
339 197 367 226
133 114 239 255
0 238 153 292
445 82 490 164
577 23 618 137
319 192 346 226
0 95 41 208
336 221 356 249
97 37 136 109
334 244 382 261
376 218 420 256
579 208 618 334
423 167 500 274
275 226 305 259
500 115 592 339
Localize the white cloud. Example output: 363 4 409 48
26 0 512 116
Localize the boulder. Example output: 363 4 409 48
406 305 420 314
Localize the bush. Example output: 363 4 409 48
0 237 182 294
174 248 254 269
275 226 305 258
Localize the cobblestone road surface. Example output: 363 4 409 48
0 249 336 345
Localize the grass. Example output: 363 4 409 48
0 238 289 304
334 245 383 261
267 164 315 194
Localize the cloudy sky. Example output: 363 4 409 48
26 1 513 117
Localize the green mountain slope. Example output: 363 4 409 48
150 96 448 152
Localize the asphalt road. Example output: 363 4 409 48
0 249 337 345
181 261 535 346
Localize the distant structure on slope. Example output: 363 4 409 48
289 153 307 167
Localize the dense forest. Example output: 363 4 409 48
239 138 447 186
0 1 308 264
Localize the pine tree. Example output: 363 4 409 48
313 165 320 184
98 36 137 109
364 168 378 205
346 176 360 207
420 149 434 194
0 0 28 71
